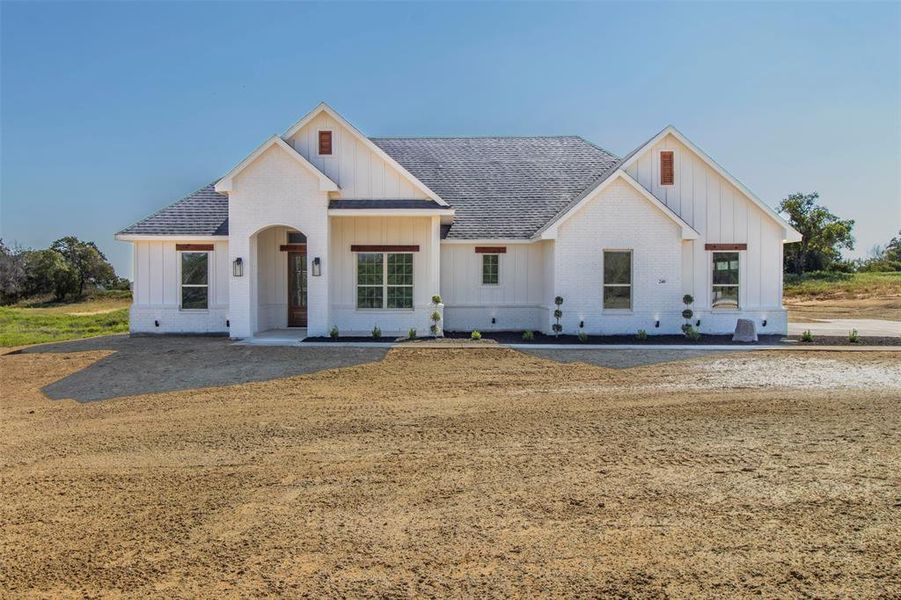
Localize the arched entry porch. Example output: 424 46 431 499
252 225 308 334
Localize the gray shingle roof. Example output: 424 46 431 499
118 184 228 236
371 136 619 239
328 199 446 210
119 136 621 239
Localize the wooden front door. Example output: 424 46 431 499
288 251 308 327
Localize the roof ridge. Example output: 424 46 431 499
370 135 585 141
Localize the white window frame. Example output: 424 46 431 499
317 129 334 157
602 249 633 311
658 148 676 187
481 253 500 286
355 252 414 311
710 251 741 311
178 250 210 311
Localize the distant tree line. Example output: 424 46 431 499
779 192 899 275
0 236 129 305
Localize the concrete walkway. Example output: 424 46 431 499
788 318 900 337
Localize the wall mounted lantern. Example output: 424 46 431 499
312 257 321 277
232 257 243 277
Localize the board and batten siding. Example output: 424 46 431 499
440 242 550 332
625 133 785 313
286 112 429 200
130 239 229 333
328 215 440 335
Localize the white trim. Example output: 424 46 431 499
282 102 449 206
481 253 500 286
710 250 742 311
214 135 339 193
602 249 633 310
115 234 226 242
657 148 676 188
620 126 802 243
537 171 700 240
177 249 211 311
328 208 455 217
316 128 334 157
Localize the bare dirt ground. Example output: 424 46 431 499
1 345 900 598
786 297 901 322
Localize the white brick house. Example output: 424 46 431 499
116 103 801 339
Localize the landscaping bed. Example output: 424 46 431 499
307 331 897 346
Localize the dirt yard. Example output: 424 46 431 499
1 344 899 598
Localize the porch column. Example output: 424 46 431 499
228 234 257 338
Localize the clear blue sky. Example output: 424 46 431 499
2 1 899 278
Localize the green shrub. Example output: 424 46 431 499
636 329 648 341
578 331 588 343
801 329 814 342
848 329 859 343
522 330 534 342
683 325 701 341
329 326 339 339
408 328 417 340
371 325 381 339
470 330 481 340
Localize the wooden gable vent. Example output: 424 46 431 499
660 151 674 186
318 131 333 155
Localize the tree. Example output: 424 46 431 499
23 249 78 301
0 239 26 304
857 230 901 272
49 236 117 296
778 192 855 275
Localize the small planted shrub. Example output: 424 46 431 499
848 329 859 344
636 329 648 341
470 330 482 341
430 295 442 338
408 328 417 340
522 330 535 342
578 331 588 343
552 296 564 338
329 326 339 339
371 325 382 339
801 329 814 343
681 294 695 338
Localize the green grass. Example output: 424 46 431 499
0 305 129 347
783 271 901 300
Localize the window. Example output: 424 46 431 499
287 231 306 244
660 150 674 186
356 253 413 309
318 130 333 155
603 250 632 309
712 252 740 309
482 254 499 285
180 252 209 309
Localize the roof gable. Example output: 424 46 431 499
282 103 448 205
622 126 802 242
536 171 699 240
214 135 338 194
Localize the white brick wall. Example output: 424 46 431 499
554 178 686 334
228 145 331 337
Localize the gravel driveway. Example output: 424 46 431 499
12 335 388 402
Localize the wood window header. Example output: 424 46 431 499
351 245 419 253
176 244 214 252
660 150 674 186
474 246 507 254
318 130 333 155
705 243 747 251
279 244 307 252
